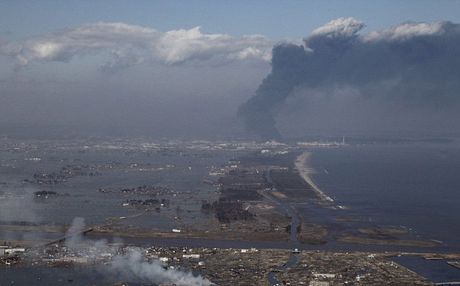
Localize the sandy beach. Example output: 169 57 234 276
294 151 335 203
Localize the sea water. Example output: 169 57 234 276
309 142 460 250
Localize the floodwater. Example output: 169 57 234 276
393 255 460 283
3 139 460 284
0 266 114 286
0 141 237 241
308 142 460 250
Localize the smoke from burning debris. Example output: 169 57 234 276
0 188 44 243
65 217 212 286
110 250 212 286
239 18 460 139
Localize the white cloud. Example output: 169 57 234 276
1 22 273 68
154 27 271 64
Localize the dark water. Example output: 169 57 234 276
0 264 188 286
0 266 114 286
309 143 460 250
393 256 460 283
0 143 241 247
0 142 232 285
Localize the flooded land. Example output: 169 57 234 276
1 137 460 285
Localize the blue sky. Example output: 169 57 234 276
2 0 460 40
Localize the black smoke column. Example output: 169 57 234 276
238 44 309 140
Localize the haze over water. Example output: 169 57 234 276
310 142 460 249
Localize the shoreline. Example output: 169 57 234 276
294 151 335 203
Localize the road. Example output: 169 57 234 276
264 169 302 286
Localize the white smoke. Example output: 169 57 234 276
64 217 212 286
110 250 212 286
0 187 43 243
310 17 364 39
0 188 40 222
65 217 86 249
364 21 449 42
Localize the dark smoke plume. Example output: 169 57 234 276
238 18 460 139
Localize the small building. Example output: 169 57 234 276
312 273 336 279
159 257 169 262
182 254 200 259
4 248 25 256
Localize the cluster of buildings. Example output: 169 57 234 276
0 245 26 266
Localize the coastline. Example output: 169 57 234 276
294 151 335 203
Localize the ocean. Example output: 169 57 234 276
309 142 460 250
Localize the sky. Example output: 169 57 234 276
1 1 460 139
2 1 460 40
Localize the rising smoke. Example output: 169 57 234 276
238 18 460 139
110 250 212 286
65 217 212 286
0 187 44 243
